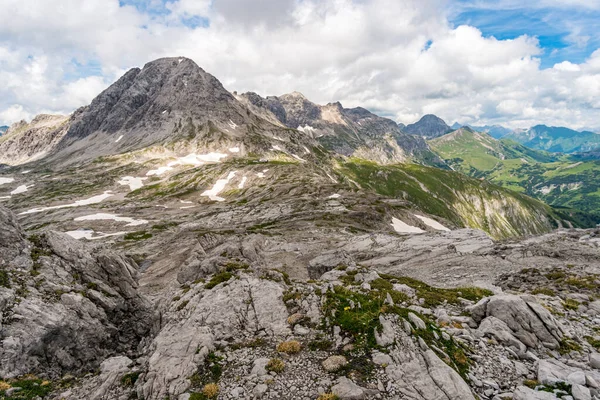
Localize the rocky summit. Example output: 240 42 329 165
0 57 600 400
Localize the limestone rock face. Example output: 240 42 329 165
0 114 69 166
0 206 153 379
469 295 563 349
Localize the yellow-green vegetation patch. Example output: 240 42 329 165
379 274 493 308
0 376 53 399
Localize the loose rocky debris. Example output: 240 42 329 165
1 204 600 399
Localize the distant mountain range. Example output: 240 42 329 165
409 116 600 154
0 125 8 136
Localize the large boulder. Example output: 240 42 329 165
469 295 563 349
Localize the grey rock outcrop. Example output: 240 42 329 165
0 114 69 166
0 206 153 379
469 295 563 349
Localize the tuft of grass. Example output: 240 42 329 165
266 358 285 373
585 336 600 349
176 300 190 311
124 231 153 241
531 288 556 296
523 379 539 389
308 338 333 351
562 299 580 311
202 383 219 399
0 268 10 288
317 394 340 400
276 340 302 354
559 338 582 355
379 274 492 308
205 271 234 290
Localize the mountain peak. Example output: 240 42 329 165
404 114 452 139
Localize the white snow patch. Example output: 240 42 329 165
162 110 167 114
391 217 425 234
10 185 31 195
291 154 306 162
238 176 247 189
256 169 269 178
0 177 15 186
303 146 311 154
65 229 127 240
229 147 240 153
327 194 341 199
21 170 31 174
0 196 11 201
115 135 124 143
146 152 229 176
180 200 193 204
273 136 285 141
201 171 237 202
74 213 148 227
178 58 183 64
20 191 114 215
272 145 283 151
414 215 450 232
180 206 195 209
118 176 147 191
228 120 238 129
297 125 316 133
146 166 173 176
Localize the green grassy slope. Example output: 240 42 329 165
335 159 580 239
430 128 600 215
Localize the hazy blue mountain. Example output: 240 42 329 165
504 125 600 153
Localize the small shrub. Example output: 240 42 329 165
277 340 302 354
308 339 333 351
121 372 141 387
202 383 219 399
265 358 285 373
0 380 11 391
177 300 190 311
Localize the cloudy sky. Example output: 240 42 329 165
0 0 599 130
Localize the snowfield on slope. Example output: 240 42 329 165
414 214 451 231
20 191 114 215
201 171 237 202
65 229 128 240
74 213 149 227
118 176 147 191
147 152 229 176
391 217 425 234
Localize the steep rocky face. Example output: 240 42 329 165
0 206 153 379
0 115 69 165
49 57 319 165
404 114 453 139
240 91 446 167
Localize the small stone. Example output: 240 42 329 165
590 353 600 370
322 355 348 372
253 384 269 398
408 313 426 330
